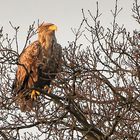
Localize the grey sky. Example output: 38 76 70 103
0 0 137 48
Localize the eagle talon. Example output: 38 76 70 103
44 85 50 90
30 90 40 100
44 85 52 94
48 88 52 94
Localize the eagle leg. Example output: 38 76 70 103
30 90 40 100
44 85 52 94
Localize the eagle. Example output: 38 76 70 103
12 23 62 111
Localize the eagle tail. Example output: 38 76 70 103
16 95 34 112
12 73 35 112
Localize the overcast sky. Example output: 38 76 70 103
0 0 138 49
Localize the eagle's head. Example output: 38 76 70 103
38 23 57 47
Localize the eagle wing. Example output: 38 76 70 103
49 43 62 72
34 43 62 89
13 41 42 95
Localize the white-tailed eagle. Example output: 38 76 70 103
12 23 62 111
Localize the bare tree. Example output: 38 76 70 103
0 0 140 139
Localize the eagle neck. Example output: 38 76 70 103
42 34 56 59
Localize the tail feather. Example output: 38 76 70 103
14 92 34 112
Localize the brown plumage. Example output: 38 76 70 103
12 23 62 111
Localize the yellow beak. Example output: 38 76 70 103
48 24 57 31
